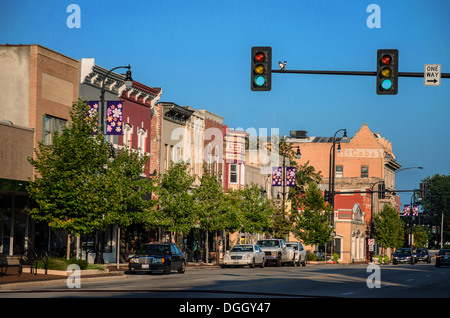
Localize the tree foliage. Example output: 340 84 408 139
27 100 155 236
154 161 196 234
291 182 334 246
420 174 450 244
372 204 404 250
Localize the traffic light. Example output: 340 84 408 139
324 190 332 204
419 182 427 199
378 183 385 199
376 49 398 95
251 46 272 91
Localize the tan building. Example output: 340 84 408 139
0 44 79 255
286 124 401 263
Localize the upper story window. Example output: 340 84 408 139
123 123 133 147
43 115 67 145
361 166 369 178
230 164 238 183
137 127 147 155
336 165 343 178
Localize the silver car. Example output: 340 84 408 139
222 244 265 268
286 242 307 266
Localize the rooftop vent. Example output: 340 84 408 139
290 130 308 139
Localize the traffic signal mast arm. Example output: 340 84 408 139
272 69 450 78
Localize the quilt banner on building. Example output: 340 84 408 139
286 167 296 187
404 204 410 216
87 101 99 133
272 167 282 186
106 101 123 135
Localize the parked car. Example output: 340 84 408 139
392 248 415 265
286 242 307 266
435 249 450 267
257 239 294 266
415 248 431 263
128 243 186 274
222 244 265 268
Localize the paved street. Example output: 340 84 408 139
1 262 449 299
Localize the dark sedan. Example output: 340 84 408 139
128 243 186 274
392 248 415 265
436 249 450 267
415 248 431 263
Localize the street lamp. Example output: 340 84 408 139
279 144 301 201
395 166 423 173
96 65 132 264
328 129 347 212
99 65 133 135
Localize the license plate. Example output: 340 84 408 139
142 264 149 269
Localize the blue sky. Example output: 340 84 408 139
1 0 449 206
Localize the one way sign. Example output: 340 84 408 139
424 64 441 86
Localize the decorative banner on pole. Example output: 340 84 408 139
106 101 123 135
286 167 297 187
412 205 419 217
87 101 99 133
404 204 410 216
272 167 282 186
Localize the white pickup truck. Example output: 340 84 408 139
257 239 295 266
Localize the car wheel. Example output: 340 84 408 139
249 258 255 268
260 258 265 268
178 261 186 273
302 258 306 267
164 266 171 275
276 256 282 267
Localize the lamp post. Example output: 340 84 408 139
369 180 385 261
99 65 133 135
277 144 301 202
276 144 301 239
328 129 347 213
96 65 132 265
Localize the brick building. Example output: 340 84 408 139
0 44 79 255
286 124 401 263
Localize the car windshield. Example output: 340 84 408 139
416 249 427 254
439 250 450 255
143 244 171 256
257 240 280 248
394 249 411 255
230 245 254 253
286 243 298 250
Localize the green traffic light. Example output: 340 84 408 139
381 79 392 90
254 75 265 86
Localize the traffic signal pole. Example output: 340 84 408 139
272 69 450 78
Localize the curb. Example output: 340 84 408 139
0 272 128 291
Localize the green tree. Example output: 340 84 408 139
270 138 323 237
420 174 450 247
291 182 334 246
405 225 431 249
102 145 157 266
237 184 274 235
154 161 196 237
27 100 156 259
27 100 111 246
372 204 404 252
